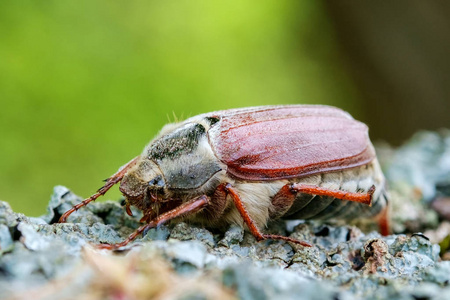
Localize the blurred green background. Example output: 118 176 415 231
1 1 449 216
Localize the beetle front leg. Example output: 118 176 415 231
59 156 140 223
97 195 210 250
225 184 312 247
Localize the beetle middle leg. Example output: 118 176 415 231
225 184 312 247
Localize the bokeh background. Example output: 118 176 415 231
1 1 449 216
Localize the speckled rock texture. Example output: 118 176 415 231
1 130 450 300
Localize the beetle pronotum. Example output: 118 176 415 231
60 105 389 249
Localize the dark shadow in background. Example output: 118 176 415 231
325 0 450 145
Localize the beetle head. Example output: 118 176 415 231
119 159 167 211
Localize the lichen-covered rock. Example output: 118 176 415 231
381 130 450 233
1 131 450 299
1 187 447 299
383 130 450 202
0 224 13 255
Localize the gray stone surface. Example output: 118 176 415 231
1 130 450 299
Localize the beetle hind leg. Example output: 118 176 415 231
277 182 389 235
375 203 390 236
290 183 375 206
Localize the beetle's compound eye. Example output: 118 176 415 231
148 175 165 188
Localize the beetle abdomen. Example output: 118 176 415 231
212 158 387 230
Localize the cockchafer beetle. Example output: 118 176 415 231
60 105 389 249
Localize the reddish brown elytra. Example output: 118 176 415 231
59 105 389 250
